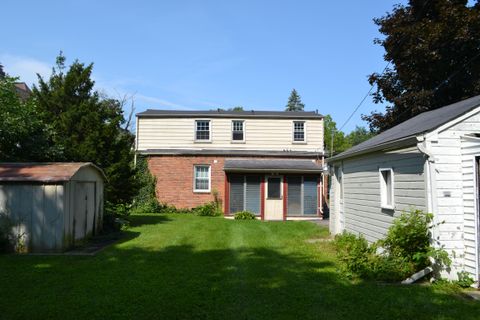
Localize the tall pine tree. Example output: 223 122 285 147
363 0 480 132
285 89 305 111
33 53 138 205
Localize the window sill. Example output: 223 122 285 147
381 204 395 210
266 197 283 200
194 190 211 194
194 140 212 144
231 140 246 144
292 141 307 144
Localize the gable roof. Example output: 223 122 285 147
0 162 106 183
137 109 323 119
330 94 480 161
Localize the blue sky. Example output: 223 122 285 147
1 0 406 132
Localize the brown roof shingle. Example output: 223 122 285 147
0 162 105 182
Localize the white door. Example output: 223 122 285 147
264 176 284 220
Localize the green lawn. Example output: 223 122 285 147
0 214 478 319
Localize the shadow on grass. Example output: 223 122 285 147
128 214 172 227
1 240 478 319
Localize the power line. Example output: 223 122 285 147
336 0 432 133
338 62 390 132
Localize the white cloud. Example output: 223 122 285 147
135 94 194 110
0 54 51 86
0 53 195 111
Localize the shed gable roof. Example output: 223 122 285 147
0 163 106 183
330 95 480 161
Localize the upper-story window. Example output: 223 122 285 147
232 120 244 141
195 120 210 141
293 121 306 142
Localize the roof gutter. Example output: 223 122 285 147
223 168 324 173
328 135 418 162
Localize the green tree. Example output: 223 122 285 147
346 126 374 147
363 0 480 132
285 89 305 111
33 53 137 204
0 75 58 161
0 63 5 79
323 115 350 156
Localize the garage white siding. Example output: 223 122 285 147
331 147 427 242
429 110 480 279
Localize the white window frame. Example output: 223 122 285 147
379 168 394 209
194 120 211 142
193 165 211 193
292 121 307 143
231 120 245 143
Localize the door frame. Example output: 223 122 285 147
264 175 284 221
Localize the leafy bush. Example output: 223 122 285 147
455 271 475 288
379 209 432 269
234 211 257 220
334 232 376 278
333 209 451 281
131 198 166 214
195 202 222 217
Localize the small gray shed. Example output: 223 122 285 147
0 162 105 253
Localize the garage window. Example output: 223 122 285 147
379 168 394 209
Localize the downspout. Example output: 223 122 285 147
417 135 441 269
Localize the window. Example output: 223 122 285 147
232 120 244 141
293 121 305 142
195 120 210 141
267 177 282 199
379 168 394 209
194 165 211 192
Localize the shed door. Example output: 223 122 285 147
74 182 96 242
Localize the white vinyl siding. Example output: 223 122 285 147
193 165 211 192
331 148 427 242
430 110 480 279
137 118 323 152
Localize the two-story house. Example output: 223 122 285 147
135 109 325 220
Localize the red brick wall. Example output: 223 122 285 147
148 155 226 209
148 155 325 210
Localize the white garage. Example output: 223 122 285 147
0 162 105 253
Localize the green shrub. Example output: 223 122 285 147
334 232 376 278
456 271 475 288
131 198 166 214
234 211 257 220
195 202 222 217
333 209 451 281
